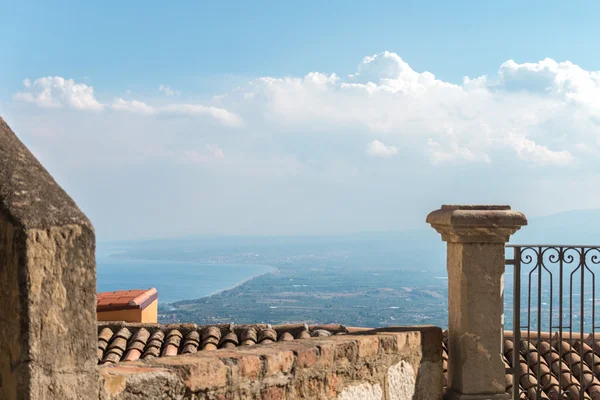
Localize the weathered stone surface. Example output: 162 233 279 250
0 117 93 230
427 205 526 399
0 116 97 399
357 335 380 358
236 355 262 379
98 367 184 400
337 382 383 400
387 361 415 400
98 328 443 400
296 345 319 368
426 205 527 243
263 349 294 375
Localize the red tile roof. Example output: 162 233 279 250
97 322 348 364
97 288 158 312
443 330 600 399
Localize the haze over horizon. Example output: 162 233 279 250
3 1 600 241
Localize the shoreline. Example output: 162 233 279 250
96 250 279 308
203 267 279 298
97 252 277 305
167 267 279 306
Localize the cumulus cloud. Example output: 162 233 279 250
14 77 243 127
230 52 595 166
366 140 398 157
505 134 573 166
12 52 600 167
13 76 104 111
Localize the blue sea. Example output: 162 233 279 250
96 248 274 304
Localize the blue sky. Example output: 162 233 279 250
2 1 600 240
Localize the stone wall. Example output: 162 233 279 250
0 117 98 400
99 326 442 400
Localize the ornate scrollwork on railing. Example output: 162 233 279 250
507 245 600 400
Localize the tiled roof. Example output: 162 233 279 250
443 330 600 399
97 288 158 312
97 322 348 364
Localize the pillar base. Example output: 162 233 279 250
445 390 510 400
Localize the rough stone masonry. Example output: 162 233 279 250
0 117 98 400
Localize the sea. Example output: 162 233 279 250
96 246 274 304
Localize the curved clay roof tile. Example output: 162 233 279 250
240 327 257 346
102 328 132 364
123 328 150 362
219 332 239 349
161 330 183 357
201 327 221 350
182 331 200 355
257 328 277 344
296 330 311 340
278 332 294 342
142 330 165 359
97 327 113 362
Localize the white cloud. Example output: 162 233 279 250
231 52 595 166
109 99 244 127
13 76 243 127
11 53 600 168
159 84 179 96
12 52 600 238
366 140 398 157
13 76 104 111
496 58 600 113
111 98 155 115
505 134 573 166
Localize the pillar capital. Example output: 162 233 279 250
426 205 527 243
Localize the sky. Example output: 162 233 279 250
2 0 600 240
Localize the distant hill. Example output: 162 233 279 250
511 209 600 245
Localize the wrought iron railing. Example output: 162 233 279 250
506 245 600 400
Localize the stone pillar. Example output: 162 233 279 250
0 117 97 400
427 205 526 400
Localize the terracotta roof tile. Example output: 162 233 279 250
101 328 131 364
278 332 294 342
97 322 349 365
142 330 164 360
443 331 600 399
97 288 158 312
181 331 200 355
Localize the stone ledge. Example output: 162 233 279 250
98 327 443 400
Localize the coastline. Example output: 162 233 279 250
168 267 279 306
204 266 279 298
97 251 277 304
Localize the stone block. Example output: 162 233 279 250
295 346 318 369
237 355 262 380
334 341 358 365
357 335 380 358
263 350 295 375
317 343 336 367
259 385 286 400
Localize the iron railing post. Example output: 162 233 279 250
512 246 521 400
